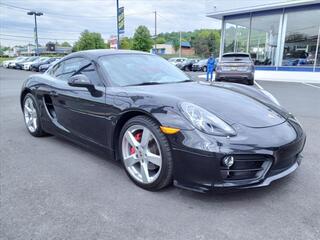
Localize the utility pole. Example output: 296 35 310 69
179 31 182 57
116 0 120 49
154 11 157 54
27 11 43 56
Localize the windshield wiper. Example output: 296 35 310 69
127 81 164 86
178 79 193 82
127 79 193 86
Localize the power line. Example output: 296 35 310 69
0 27 115 35
0 34 78 41
0 3 153 20
0 38 34 42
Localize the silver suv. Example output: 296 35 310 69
215 53 255 85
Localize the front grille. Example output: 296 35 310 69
220 155 272 181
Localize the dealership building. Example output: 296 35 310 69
206 0 320 72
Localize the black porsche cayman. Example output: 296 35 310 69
20 50 306 192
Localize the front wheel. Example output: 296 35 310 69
119 116 173 191
203 66 207 72
23 93 47 137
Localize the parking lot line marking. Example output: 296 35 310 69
303 83 320 89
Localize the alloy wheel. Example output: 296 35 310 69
122 125 162 184
24 97 38 133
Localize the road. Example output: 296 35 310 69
1 68 319 240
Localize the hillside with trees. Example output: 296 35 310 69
69 27 221 57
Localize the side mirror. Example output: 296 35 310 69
68 74 94 91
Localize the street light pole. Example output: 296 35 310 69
179 31 182 57
154 11 157 54
27 11 43 56
116 0 120 49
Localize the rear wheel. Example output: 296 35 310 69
203 66 207 72
23 93 47 137
119 116 173 191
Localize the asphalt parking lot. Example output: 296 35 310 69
1 67 319 240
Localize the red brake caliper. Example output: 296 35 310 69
130 132 142 154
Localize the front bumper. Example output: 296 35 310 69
15 63 23 69
169 120 306 192
23 65 30 70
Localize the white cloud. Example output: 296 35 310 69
0 0 221 46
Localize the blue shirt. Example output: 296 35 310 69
207 57 215 69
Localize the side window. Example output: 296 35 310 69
56 58 83 81
77 60 103 86
51 57 103 86
49 62 63 76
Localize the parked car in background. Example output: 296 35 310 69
15 57 39 70
39 58 61 72
4 57 29 68
31 57 58 72
215 52 255 85
2 59 12 68
192 59 207 72
22 57 49 71
176 59 199 71
168 57 188 66
282 51 309 66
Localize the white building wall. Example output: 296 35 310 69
206 0 318 18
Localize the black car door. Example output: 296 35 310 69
49 57 108 147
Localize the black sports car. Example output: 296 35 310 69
20 50 306 192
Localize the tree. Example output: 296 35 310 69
73 30 106 51
120 37 132 49
132 26 153 52
60 41 71 47
155 37 166 44
191 29 220 57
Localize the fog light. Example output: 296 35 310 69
223 156 234 167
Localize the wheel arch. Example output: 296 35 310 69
112 109 162 161
20 88 32 110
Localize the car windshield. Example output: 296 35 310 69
40 57 49 61
100 54 191 87
27 57 38 61
222 54 251 62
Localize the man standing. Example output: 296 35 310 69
206 55 215 81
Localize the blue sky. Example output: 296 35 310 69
0 0 221 46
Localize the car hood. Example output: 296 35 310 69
126 82 286 128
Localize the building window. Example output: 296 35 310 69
282 8 320 67
249 12 281 66
224 14 250 53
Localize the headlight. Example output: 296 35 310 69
180 102 236 136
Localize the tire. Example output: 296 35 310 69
203 66 207 72
119 115 173 191
23 93 47 137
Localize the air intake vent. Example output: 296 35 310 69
220 155 272 181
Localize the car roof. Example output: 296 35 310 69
65 49 151 61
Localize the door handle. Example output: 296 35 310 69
50 91 59 97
